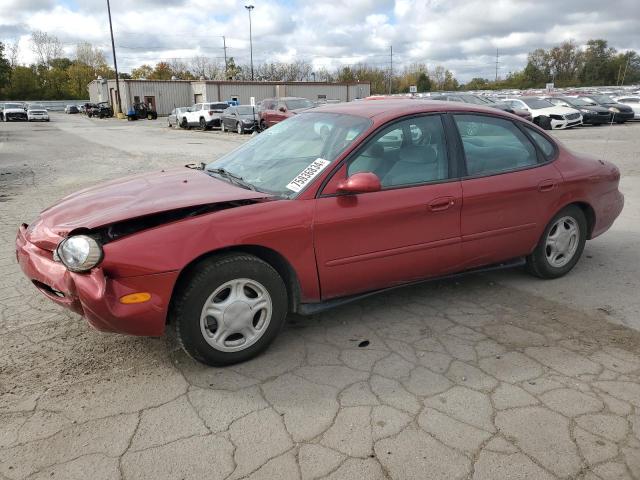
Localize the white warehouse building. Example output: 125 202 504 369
88 79 371 116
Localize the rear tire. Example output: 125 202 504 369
526 205 587 279
173 254 288 366
260 119 267 131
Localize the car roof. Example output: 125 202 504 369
312 99 507 120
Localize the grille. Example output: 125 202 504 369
565 113 580 120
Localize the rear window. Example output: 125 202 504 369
209 103 228 110
285 99 314 110
525 127 555 159
236 106 255 115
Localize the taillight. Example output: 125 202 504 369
209 111 214 115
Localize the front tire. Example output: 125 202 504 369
199 118 207 130
526 205 587 279
237 122 243 134
173 254 288 366
221 121 226 133
538 116 552 130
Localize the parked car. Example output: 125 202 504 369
127 102 157 121
545 96 612 125
87 102 113 119
258 97 314 130
220 105 259 134
612 96 640 120
16 100 624 366
27 104 50 122
429 93 533 122
577 94 634 123
2 102 28 122
183 102 229 130
168 107 190 128
503 97 582 130
65 105 80 114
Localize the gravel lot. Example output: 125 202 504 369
1 113 639 480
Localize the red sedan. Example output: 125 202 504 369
16 100 623 366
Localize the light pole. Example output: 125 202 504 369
245 5 254 81
106 0 122 115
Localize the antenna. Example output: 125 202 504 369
389 45 393 94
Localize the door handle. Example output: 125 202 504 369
428 197 455 212
537 180 556 192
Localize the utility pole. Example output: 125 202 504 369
106 0 122 115
389 45 393 94
495 48 499 82
222 36 228 78
245 5 255 81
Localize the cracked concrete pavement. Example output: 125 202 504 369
1 114 640 479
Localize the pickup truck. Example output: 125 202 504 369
183 102 229 130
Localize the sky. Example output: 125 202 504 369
1 0 639 82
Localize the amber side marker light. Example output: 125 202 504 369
120 292 152 304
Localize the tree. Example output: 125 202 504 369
131 64 153 79
0 42 11 90
579 39 616 85
31 30 63 66
225 57 242 80
463 77 490 90
416 72 431 92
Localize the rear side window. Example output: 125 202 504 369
454 114 538 176
525 127 555 160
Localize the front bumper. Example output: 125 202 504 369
550 117 582 129
612 111 634 122
28 115 49 121
5 112 28 121
583 113 612 124
16 224 177 336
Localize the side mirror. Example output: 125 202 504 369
279 106 286 113
336 172 382 194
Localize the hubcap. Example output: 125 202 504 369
545 216 580 268
199 278 272 352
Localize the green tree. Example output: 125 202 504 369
416 72 431 92
131 64 153 79
579 39 616 85
0 42 11 90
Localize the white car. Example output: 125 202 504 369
183 102 229 130
27 104 50 122
2 102 28 122
503 97 582 130
613 96 640 120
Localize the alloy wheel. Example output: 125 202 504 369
545 216 580 268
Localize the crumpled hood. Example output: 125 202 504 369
28 168 272 248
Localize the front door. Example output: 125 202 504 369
314 114 462 299
453 113 564 268
144 96 156 112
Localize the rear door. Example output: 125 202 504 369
314 114 463 299
453 113 564 268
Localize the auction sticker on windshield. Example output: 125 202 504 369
286 158 331 193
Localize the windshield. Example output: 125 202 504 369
460 95 487 105
589 95 614 104
521 98 554 109
29 105 45 110
565 97 594 106
206 112 371 196
5 103 23 109
285 99 314 110
236 106 255 115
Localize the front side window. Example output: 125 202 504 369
454 114 538 176
347 115 449 188
208 112 371 196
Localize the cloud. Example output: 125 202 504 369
1 0 639 81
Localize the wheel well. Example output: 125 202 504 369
570 201 596 239
167 245 302 324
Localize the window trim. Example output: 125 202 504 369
317 112 459 198
448 111 556 180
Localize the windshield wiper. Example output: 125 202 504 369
206 167 256 191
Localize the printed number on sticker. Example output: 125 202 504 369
286 158 331 193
